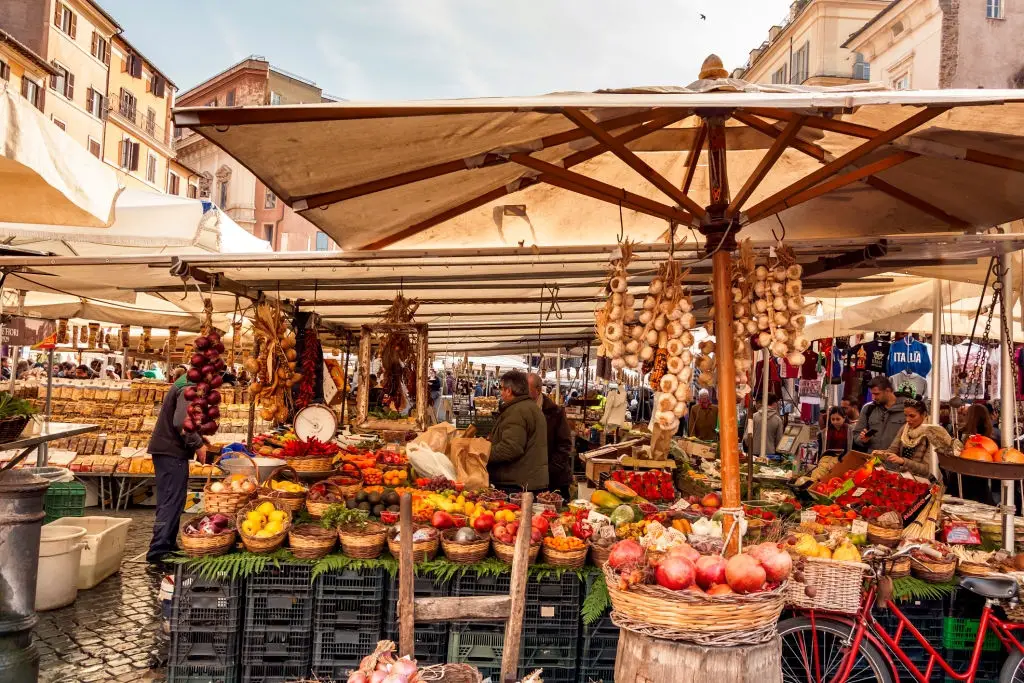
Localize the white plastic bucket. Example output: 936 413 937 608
35 525 87 611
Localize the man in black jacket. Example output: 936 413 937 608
528 374 573 498
146 383 206 565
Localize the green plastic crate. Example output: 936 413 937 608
942 617 1001 653
43 481 86 523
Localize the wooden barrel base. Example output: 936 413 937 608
615 629 782 683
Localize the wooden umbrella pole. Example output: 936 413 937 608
713 247 741 555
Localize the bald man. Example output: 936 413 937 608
528 374 573 498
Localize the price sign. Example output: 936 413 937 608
551 523 567 538
800 510 817 525
852 487 867 497
851 519 868 536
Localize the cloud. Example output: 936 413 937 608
314 34 371 98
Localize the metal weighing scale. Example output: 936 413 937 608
776 423 817 458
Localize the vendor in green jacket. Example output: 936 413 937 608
488 370 549 491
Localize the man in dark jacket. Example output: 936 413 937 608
528 374 573 498
147 382 206 565
488 370 548 491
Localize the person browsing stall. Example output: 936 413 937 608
876 398 953 477
487 370 548 492
852 376 906 452
528 373 573 499
818 407 854 455
688 389 718 441
746 393 784 457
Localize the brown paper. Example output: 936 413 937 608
412 422 457 454
649 425 673 460
450 437 491 490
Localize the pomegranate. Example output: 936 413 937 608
749 544 792 583
707 583 734 596
694 555 728 590
607 540 644 570
666 543 700 564
701 492 722 508
725 553 766 594
655 556 695 591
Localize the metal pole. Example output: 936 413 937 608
999 254 1015 551
582 343 590 406
758 347 770 459
555 348 562 404
930 279 942 479
340 335 351 425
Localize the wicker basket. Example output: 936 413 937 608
589 541 613 567
910 554 957 583
603 564 787 646
236 500 291 554
258 465 307 513
204 453 258 515
387 525 440 562
287 455 334 473
338 521 387 559
889 555 911 578
541 541 588 569
492 537 540 565
785 556 868 614
867 523 902 548
306 498 340 518
288 524 337 559
179 528 236 557
329 465 365 498
441 529 490 564
0 415 29 444
958 561 997 578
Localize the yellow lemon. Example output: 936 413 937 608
264 521 283 535
256 501 276 516
241 520 258 536
255 528 274 538
268 510 288 523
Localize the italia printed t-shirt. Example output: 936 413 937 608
888 337 931 378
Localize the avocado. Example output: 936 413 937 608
383 490 399 506
355 490 368 503
387 504 400 513
778 502 796 516
345 497 358 509
367 491 382 505
372 504 385 517
357 501 371 512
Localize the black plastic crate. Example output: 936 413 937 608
448 628 504 675
580 631 619 667
173 566 244 632
526 573 581 637
873 599 946 682
242 627 313 666
245 564 313 631
577 666 615 683
382 573 450 663
318 567 387 599
241 663 309 683
521 635 577 670
945 648 1004 683
167 660 239 683
171 630 239 667
311 628 384 680
454 571 511 597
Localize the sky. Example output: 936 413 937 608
99 0 794 99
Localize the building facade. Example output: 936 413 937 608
844 0 1024 89
734 0 890 85
0 28 57 111
175 56 338 251
102 35 177 192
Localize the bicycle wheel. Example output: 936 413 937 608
779 616 894 683
1001 651 1024 681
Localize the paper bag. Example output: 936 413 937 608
412 422 457 455
450 437 491 490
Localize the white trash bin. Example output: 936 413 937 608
35 525 87 611
47 516 132 589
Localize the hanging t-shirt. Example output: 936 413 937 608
890 370 927 399
862 340 890 374
801 350 821 381
888 336 931 377
853 344 869 372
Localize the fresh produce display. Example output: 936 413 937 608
544 535 586 551
247 302 301 423
278 437 341 460
182 513 234 536
182 329 226 436
241 501 290 538
208 474 257 495
266 479 305 494
610 469 675 501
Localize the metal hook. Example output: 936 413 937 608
772 215 787 243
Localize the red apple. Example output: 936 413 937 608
701 492 722 509
431 511 455 529
473 515 494 533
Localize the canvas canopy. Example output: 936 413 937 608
0 85 121 227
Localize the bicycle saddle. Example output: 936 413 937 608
961 576 1019 600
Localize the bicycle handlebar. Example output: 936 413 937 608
861 543 940 561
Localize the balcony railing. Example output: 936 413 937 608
107 93 168 146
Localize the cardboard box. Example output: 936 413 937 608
808 451 872 499
679 438 718 460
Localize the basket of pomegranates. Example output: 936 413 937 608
602 539 791 645
204 453 258 515
180 513 236 557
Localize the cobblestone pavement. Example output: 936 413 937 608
36 508 169 683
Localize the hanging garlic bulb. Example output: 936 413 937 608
745 319 759 335
791 314 807 328
735 357 753 372
666 339 684 356
611 292 623 306
732 287 743 303
654 315 667 331
676 383 692 402
754 299 769 314
645 329 659 346
773 311 790 327
623 293 635 308
672 401 688 418
773 298 788 312
677 367 694 384
611 357 626 370
658 300 674 316
699 340 716 355
679 312 696 329
769 340 789 357
733 320 745 336
625 354 640 369
639 310 654 325
631 325 645 341
793 336 810 352
770 281 785 297
643 297 657 311
677 298 693 313
611 340 626 357
649 277 664 295
664 286 677 300
785 280 802 297
754 265 769 281
736 384 752 398
757 314 770 330
679 349 693 365
626 339 640 354
735 302 749 318
697 355 715 372
656 393 677 412
787 350 806 366
697 373 715 388
640 345 655 361
610 275 628 293
753 281 767 297
605 322 624 341
772 265 787 281
610 305 624 321
667 308 682 321
623 307 637 323
757 331 772 348
787 264 803 280
773 328 790 343
680 332 695 348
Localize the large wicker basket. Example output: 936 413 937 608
179 527 236 557
867 523 902 548
306 498 337 518
889 555 911 578
910 554 957 583
387 525 440 562
541 541 588 569
338 521 387 559
492 537 540 565
286 454 334 473
441 529 490 564
785 556 868 614
288 524 337 559
204 452 258 515
0 415 29 444
603 564 787 646
236 500 291 554
589 541 613 567
258 465 307 513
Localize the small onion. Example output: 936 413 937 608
787 264 803 279
643 296 657 311
733 320 745 336
732 287 743 303
754 265 769 281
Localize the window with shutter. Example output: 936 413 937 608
130 142 140 171
146 154 157 183
226 89 235 106
87 137 100 158
65 72 74 101
129 55 142 79
69 12 76 38
152 76 164 98
146 108 156 136
103 41 110 65
54 3 62 27
167 173 180 195
0 60 9 82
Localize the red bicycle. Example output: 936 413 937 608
778 544 1024 682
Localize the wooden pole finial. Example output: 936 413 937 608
699 54 729 80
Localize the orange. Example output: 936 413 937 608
966 434 999 456
998 447 1024 464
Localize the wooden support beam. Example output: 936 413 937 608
864 177 972 229
743 107 880 139
510 153 695 224
415 596 511 622
800 242 888 277
563 107 706 219
501 492 533 683
964 148 1024 175
751 151 916 220
727 115 806 217
681 122 706 196
744 107 948 222
292 109 663 209
731 113 827 162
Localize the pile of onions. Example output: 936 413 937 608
347 651 419 683
182 330 225 436
643 259 696 433
595 240 638 371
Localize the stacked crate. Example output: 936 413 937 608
241 563 314 683
576 574 617 683
872 596 947 682
169 567 244 683
384 573 451 665
944 588 1004 683
310 567 387 680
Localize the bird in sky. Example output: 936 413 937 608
700 13 707 20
